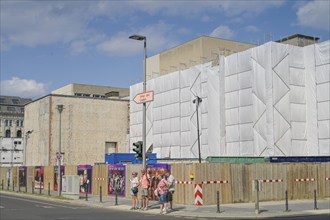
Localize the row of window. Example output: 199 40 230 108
4 130 22 138
0 119 24 127
0 106 24 113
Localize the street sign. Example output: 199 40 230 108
133 91 154 104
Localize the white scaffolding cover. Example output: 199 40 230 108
130 41 330 158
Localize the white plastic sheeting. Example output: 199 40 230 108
130 41 330 158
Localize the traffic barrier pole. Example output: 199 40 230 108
314 189 318 210
25 184 27 193
32 181 34 194
19 183 20 192
7 179 9 190
48 182 50 196
254 180 260 214
99 186 102 203
216 191 220 213
1 179 3 190
284 190 290 212
39 184 42 194
12 180 14 191
85 184 88 201
115 193 118 206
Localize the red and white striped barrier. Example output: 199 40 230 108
259 179 284 183
202 180 228 184
295 178 316 182
325 177 330 181
175 181 192 184
194 184 203 206
94 177 105 181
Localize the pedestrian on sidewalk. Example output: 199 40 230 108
130 171 139 210
157 174 169 214
139 169 151 210
165 170 175 210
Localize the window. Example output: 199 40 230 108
0 98 5 104
5 120 8 126
17 130 22 138
20 120 23 127
5 129 11 137
12 99 19 104
16 120 20 127
7 107 15 112
9 120 12 126
20 108 24 113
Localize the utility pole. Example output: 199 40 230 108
57 104 64 196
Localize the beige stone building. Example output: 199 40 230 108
24 84 129 166
146 36 257 80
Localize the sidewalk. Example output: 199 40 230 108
1 189 329 219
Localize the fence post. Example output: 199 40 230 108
254 180 260 214
284 190 290 212
216 191 221 213
85 184 88 201
48 182 50 196
314 189 318 210
99 185 102 203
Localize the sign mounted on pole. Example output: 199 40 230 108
134 91 154 104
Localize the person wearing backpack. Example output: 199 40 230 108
165 170 175 210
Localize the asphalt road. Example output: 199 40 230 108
0 193 329 220
0 193 183 220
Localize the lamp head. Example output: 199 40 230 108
129 34 146 41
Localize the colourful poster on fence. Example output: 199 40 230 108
78 165 92 194
147 164 171 201
54 166 65 191
108 164 126 196
19 166 27 187
34 166 44 189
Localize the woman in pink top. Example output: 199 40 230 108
157 174 169 214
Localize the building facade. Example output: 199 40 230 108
24 84 130 166
0 96 32 167
130 40 330 159
146 36 257 80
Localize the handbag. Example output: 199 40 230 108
154 188 158 196
132 187 138 194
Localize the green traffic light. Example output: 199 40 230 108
133 141 143 160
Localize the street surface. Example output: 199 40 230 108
0 193 183 220
0 192 329 220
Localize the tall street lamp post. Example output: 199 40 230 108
193 96 202 163
24 130 33 165
129 34 147 170
57 104 64 196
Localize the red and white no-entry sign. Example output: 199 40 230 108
194 184 203 206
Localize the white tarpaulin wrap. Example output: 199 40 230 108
130 41 330 158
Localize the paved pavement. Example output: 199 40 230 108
1 188 329 219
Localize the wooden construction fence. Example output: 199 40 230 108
1 162 329 205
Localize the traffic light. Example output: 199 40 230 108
133 141 143 160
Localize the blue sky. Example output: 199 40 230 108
1 0 329 99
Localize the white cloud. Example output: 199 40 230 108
296 1 330 31
245 25 260 33
97 21 176 56
0 0 287 51
0 77 49 99
210 25 235 39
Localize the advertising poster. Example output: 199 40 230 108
19 166 27 187
34 166 44 189
146 164 171 201
108 164 125 196
54 166 65 191
78 165 92 194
